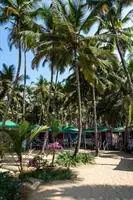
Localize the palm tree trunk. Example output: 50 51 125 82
47 64 54 116
109 12 133 96
55 68 59 86
2 42 22 126
42 65 54 153
92 85 98 156
51 150 56 167
42 132 48 153
22 48 27 121
39 95 44 125
73 49 82 157
18 154 23 174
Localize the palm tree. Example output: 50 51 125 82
6 121 48 173
31 5 58 118
0 63 27 121
86 0 133 95
0 64 15 100
26 0 116 156
0 0 39 125
92 84 99 156
51 0 119 156
22 48 27 121
34 76 49 124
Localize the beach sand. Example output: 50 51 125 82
27 151 133 200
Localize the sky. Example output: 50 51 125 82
0 3 132 84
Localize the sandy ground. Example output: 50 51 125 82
27 151 133 200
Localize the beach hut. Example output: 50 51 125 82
111 127 125 150
83 126 110 149
124 126 133 152
62 126 78 147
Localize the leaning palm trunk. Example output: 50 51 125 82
92 85 99 156
2 42 22 126
73 49 82 157
109 13 133 96
22 48 27 121
42 65 54 153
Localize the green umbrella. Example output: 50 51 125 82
98 126 110 133
84 128 94 133
0 120 18 128
84 126 110 134
112 127 125 133
62 126 78 133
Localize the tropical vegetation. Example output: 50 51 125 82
0 0 133 159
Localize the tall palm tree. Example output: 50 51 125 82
22 0 121 155
92 84 99 156
51 0 117 156
22 47 27 121
0 0 39 125
0 63 24 121
34 76 49 124
86 0 133 95
0 64 15 100
31 4 58 118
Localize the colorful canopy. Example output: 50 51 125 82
0 120 18 128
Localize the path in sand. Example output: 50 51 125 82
28 151 133 200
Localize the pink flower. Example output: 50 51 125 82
47 142 63 150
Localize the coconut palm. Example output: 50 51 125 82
86 0 133 95
34 76 49 124
0 0 39 125
27 0 118 156
0 63 24 118
0 64 15 100
49 0 120 156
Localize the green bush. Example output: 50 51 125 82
20 167 75 182
0 172 20 200
56 151 94 168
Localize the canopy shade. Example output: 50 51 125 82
0 120 18 128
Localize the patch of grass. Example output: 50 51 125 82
56 151 95 168
20 167 76 182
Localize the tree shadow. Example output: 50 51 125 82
99 151 133 159
29 184 133 200
114 158 133 171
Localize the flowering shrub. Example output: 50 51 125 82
46 142 63 166
46 142 63 150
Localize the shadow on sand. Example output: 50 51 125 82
28 184 133 200
114 158 133 171
99 151 133 171
100 151 133 158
